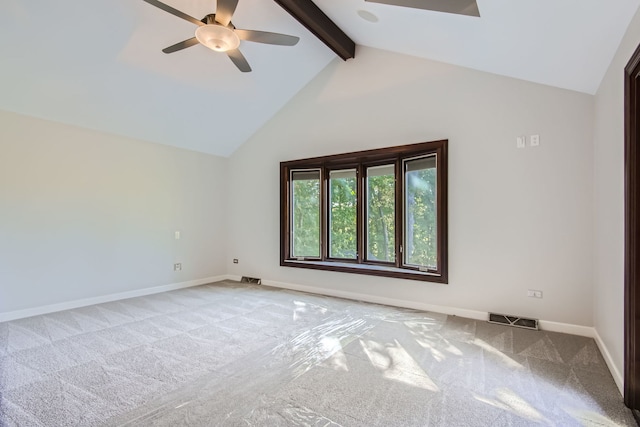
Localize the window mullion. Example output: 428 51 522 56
357 164 364 264
436 147 448 277
281 165 290 261
395 157 403 269
321 166 328 261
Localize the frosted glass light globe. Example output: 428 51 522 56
195 24 240 52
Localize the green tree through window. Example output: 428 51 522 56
405 156 437 269
291 170 320 258
367 165 395 262
329 169 357 258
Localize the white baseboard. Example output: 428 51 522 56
537 320 595 338
593 329 624 395
260 278 487 321
0 275 228 322
260 278 598 335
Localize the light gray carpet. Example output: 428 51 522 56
0 280 634 426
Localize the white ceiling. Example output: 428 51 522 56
1 0 638 157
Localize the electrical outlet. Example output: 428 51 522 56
175 231 180 240
527 289 543 298
174 263 182 271
233 259 239 264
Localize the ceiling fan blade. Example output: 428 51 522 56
215 0 238 27
162 37 199 53
234 29 299 46
365 0 480 17
143 0 204 26
226 48 251 72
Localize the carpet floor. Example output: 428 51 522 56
0 280 634 426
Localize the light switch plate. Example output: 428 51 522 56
530 134 540 147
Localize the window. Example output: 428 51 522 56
329 169 357 259
403 155 437 270
280 140 448 283
366 164 396 263
290 170 321 258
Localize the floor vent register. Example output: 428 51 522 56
488 312 539 330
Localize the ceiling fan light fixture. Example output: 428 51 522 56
195 24 240 52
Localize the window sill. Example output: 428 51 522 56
281 259 447 283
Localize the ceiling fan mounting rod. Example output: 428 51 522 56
201 13 235 29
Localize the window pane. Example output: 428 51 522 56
404 155 437 269
291 170 321 258
366 165 395 262
329 169 357 259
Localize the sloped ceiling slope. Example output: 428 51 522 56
0 0 638 156
0 0 334 157
315 0 640 94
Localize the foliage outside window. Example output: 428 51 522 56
280 140 448 283
291 170 321 258
366 164 396 263
329 169 357 259
404 156 437 269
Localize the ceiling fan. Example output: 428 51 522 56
364 0 480 17
143 0 300 72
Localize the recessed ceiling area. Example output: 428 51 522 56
0 0 637 157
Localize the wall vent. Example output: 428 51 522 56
240 276 261 284
488 312 538 330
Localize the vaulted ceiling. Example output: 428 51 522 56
1 0 638 156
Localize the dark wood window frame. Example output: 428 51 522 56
280 140 448 283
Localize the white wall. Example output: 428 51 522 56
0 110 228 314
594 8 640 388
228 46 595 326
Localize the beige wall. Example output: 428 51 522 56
0 110 228 314
593 8 640 388
227 46 595 326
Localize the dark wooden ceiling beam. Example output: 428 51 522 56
274 0 355 60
